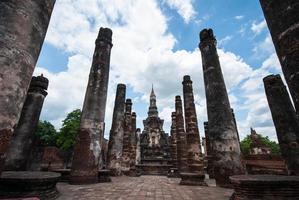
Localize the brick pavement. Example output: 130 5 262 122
57 176 233 200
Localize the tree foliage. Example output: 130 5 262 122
35 120 58 146
240 133 280 155
56 109 81 151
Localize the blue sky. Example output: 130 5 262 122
35 0 282 141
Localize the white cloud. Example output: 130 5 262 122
234 15 244 20
36 0 279 143
218 35 233 46
163 0 196 23
251 19 267 35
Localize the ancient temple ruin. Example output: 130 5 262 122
136 86 171 175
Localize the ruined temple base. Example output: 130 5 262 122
136 164 172 176
0 171 61 200
179 172 207 186
98 169 112 183
230 175 299 200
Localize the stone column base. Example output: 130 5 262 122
69 175 98 185
167 168 179 178
98 170 112 183
179 172 207 186
230 175 299 200
0 171 60 200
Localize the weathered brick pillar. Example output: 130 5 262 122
204 121 214 178
0 0 55 174
130 112 137 161
175 96 188 173
121 99 132 174
259 0 299 112
107 84 126 176
180 75 206 185
5 75 48 171
70 27 113 184
182 75 205 172
263 74 299 175
170 112 178 168
199 28 244 187
135 128 141 165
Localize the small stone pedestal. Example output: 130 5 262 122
0 171 60 199
98 169 112 183
179 172 207 186
230 175 299 200
167 167 179 178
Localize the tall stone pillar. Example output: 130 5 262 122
0 0 55 173
129 112 137 175
121 99 132 174
5 75 48 171
70 27 113 184
263 74 299 175
135 128 141 165
175 96 188 173
107 84 126 176
199 28 244 187
170 112 178 168
259 0 299 112
204 121 214 178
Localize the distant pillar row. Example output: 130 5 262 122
107 84 126 176
0 0 55 174
5 75 49 171
199 28 244 187
70 27 113 184
263 74 299 175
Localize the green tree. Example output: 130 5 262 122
35 120 58 146
56 109 81 151
240 133 280 155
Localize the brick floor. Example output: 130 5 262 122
57 176 233 200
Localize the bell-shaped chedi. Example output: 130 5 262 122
199 28 244 187
70 27 113 184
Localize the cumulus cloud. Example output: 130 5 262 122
234 15 244 20
36 0 280 142
251 19 267 35
163 0 196 23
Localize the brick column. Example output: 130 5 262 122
107 84 126 176
5 75 48 171
263 74 299 175
0 0 55 174
259 0 299 112
70 27 113 184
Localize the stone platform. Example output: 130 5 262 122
136 164 172 175
57 175 233 200
180 172 207 186
230 175 299 200
0 171 61 200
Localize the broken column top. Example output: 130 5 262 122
182 75 192 83
96 27 113 45
263 74 282 86
171 112 176 118
125 99 132 113
175 95 181 101
117 83 126 89
132 112 136 118
30 75 49 90
199 28 216 44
